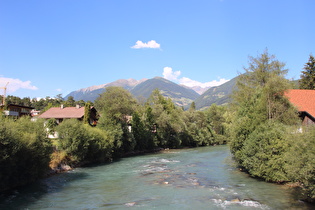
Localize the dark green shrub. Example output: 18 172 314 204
85 126 114 162
285 127 315 202
241 121 288 182
56 119 89 163
0 117 52 191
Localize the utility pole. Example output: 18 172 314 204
0 82 9 106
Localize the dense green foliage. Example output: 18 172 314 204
0 117 52 191
285 127 315 202
95 86 138 155
83 102 91 124
300 54 315 89
230 50 298 160
229 50 315 202
93 87 228 155
241 121 288 182
56 119 114 164
230 50 298 178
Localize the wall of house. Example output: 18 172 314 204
302 115 315 125
8 106 32 117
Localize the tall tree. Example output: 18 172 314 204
232 49 296 125
145 89 184 148
95 87 137 124
230 50 298 180
94 87 138 154
65 96 76 107
300 54 315 89
83 102 91 124
205 104 226 135
189 102 196 111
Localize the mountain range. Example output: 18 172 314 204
194 76 239 110
65 76 238 110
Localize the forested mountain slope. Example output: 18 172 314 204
131 77 199 106
194 76 239 110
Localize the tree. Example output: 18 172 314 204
0 117 52 191
65 96 76 107
230 50 298 177
95 87 137 124
233 49 296 122
56 119 89 162
205 104 226 135
241 121 288 182
94 87 138 154
232 50 297 126
145 89 185 148
189 102 196 111
132 111 152 151
181 109 216 147
55 93 64 101
83 102 91 124
146 89 175 114
300 54 315 89
285 127 315 202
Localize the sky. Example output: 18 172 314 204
0 0 314 99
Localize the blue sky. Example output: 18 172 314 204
0 0 314 99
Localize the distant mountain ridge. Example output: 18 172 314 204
65 78 147 102
194 76 239 110
65 76 238 110
131 77 200 106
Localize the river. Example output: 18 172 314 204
0 145 313 209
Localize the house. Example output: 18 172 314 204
284 89 315 125
1 104 34 117
39 104 98 125
31 109 41 117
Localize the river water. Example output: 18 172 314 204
0 145 313 209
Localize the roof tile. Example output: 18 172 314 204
284 89 315 118
39 107 85 119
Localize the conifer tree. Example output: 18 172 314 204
189 102 196 111
300 54 315 89
83 102 91 124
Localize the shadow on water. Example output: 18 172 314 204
0 171 89 209
283 185 315 210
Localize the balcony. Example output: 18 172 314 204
3 110 19 116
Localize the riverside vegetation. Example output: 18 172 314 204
0 87 227 193
1 50 315 202
229 50 315 202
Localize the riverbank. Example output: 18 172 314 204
47 147 166 175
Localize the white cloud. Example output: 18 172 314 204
163 67 181 81
131 40 161 49
0 77 38 93
56 88 62 92
162 67 229 88
179 77 229 88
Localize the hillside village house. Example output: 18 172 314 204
1 104 34 117
39 104 98 125
284 89 315 125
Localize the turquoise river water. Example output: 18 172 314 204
0 145 314 209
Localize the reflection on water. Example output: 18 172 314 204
0 146 314 209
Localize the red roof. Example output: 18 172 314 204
284 89 315 118
39 106 85 119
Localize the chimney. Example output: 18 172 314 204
76 104 80 109
61 104 64 109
